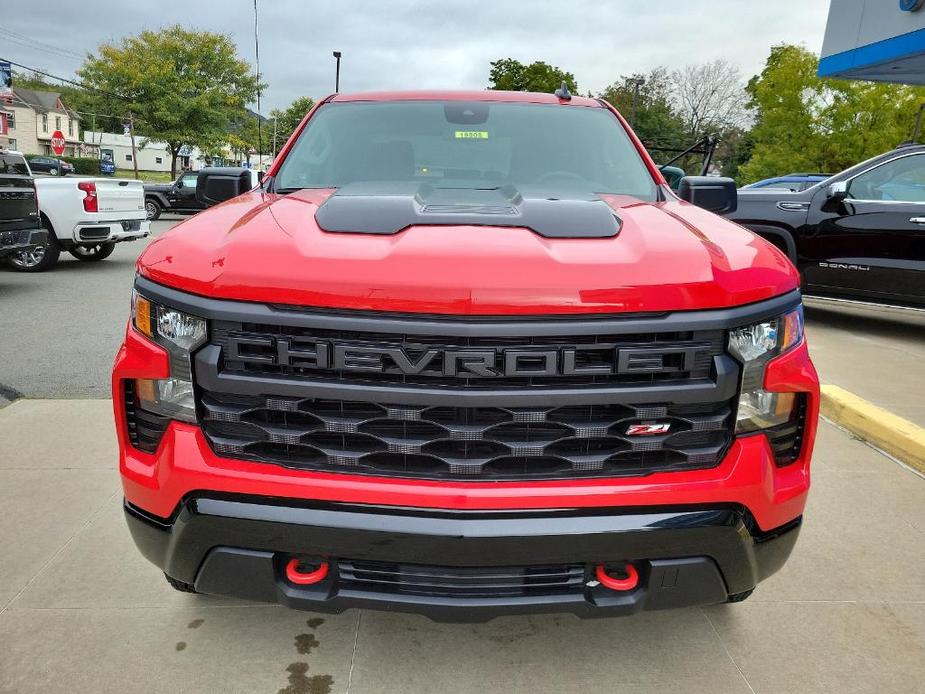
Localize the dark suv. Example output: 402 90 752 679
0 150 47 262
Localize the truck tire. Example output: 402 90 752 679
70 242 116 262
145 198 162 221
6 226 60 272
164 573 198 593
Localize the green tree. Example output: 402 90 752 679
488 58 577 94
78 25 261 177
10 70 111 136
741 44 925 183
598 68 687 150
227 112 272 166
269 96 315 150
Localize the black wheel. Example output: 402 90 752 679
726 588 755 603
6 225 60 272
69 242 116 262
164 573 198 593
49 167 59 176
145 198 162 221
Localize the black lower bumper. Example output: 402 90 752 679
125 496 800 621
0 228 48 259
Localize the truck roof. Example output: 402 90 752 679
328 89 602 108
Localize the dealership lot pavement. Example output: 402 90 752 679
0 402 923 694
805 300 925 428
0 218 179 400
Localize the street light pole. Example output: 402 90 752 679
630 77 645 128
254 0 262 168
333 51 342 92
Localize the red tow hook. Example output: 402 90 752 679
285 558 330 585
594 563 640 591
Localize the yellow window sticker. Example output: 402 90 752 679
455 131 488 139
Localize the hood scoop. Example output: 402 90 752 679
314 181 622 239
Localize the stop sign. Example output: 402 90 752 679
50 130 66 156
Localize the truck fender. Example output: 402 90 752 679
742 224 798 265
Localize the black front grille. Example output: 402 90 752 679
199 391 733 479
338 560 585 598
211 321 724 389
124 381 169 454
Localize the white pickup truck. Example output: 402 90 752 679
6 176 150 271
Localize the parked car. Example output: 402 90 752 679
116 90 819 619
6 176 150 271
27 156 73 176
741 173 833 192
99 157 116 175
727 144 925 309
0 149 48 261
144 169 260 220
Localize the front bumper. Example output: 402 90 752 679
73 220 150 244
125 495 800 621
0 228 48 258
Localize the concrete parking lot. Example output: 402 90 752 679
1 405 923 694
1 219 924 693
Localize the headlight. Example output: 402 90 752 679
131 291 207 423
728 307 803 434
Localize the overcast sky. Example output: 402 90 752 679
2 1 831 112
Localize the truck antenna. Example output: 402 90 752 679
554 81 572 101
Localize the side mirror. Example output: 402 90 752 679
827 181 848 201
678 176 738 215
195 167 254 207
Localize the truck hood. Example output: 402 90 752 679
137 189 799 315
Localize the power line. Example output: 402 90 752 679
0 57 129 101
0 27 84 62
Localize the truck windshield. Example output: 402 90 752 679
274 101 657 200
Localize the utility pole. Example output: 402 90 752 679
630 77 645 128
272 116 278 159
128 114 139 180
254 0 262 169
333 51 342 92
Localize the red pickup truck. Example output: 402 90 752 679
113 89 819 620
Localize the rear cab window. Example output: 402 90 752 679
0 152 31 176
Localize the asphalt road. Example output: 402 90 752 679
0 218 181 399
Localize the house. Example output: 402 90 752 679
0 88 82 156
83 131 239 173
83 130 196 172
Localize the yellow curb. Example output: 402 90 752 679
820 384 925 474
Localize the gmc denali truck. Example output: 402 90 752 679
114 90 820 620
728 144 925 310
